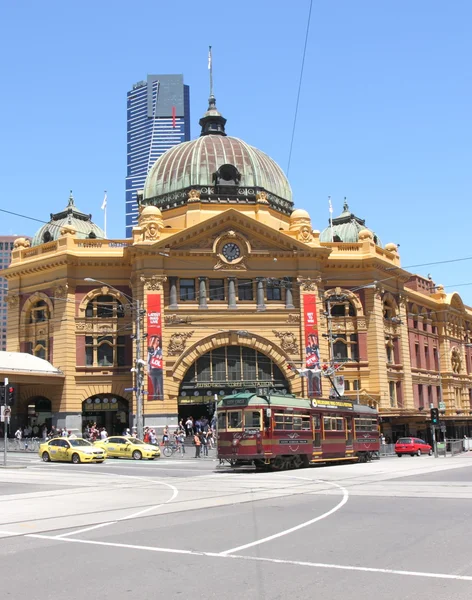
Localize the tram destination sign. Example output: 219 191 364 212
195 381 269 389
311 399 354 410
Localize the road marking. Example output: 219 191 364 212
26 534 472 582
55 478 178 538
219 480 348 555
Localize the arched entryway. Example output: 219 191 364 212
82 395 129 435
24 396 53 432
178 345 291 419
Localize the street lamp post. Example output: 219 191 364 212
84 278 145 440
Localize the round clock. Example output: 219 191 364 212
222 242 241 262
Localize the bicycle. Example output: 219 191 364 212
162 441 179 457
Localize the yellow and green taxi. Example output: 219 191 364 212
93 436 160 460
39 438 106 464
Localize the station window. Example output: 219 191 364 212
209 279 225 301
180 279 196 301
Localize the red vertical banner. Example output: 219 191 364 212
147 294 164 401
304 294 322 398
172 106 176 128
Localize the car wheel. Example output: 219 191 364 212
71 453 81 464
428 449 433 456
397 453 402 457
132 450 142 460
417 449 422 457
42 452 51 462
410 453 415 457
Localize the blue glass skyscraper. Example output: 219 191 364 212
125 74 191 237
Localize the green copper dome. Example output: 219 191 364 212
32 193 105 246
320 201 381 245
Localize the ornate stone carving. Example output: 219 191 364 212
256 191 269 204
297 226 313 243
5 294 19 308
140 275 167 291
76 322 93 332
98 325 113 334
54 284 69 299
297 278 318 292
13 237 31 249
287 314 301 324
60 225 76 236
188 189 201 203
168 331 194 355
164 314 193 325
451 348 462 373
214 259 247 271
273 330 299 354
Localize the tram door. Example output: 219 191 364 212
346 417 353 449
313 413 321 453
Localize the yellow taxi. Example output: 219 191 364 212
93 436 160 460
39 438 106 464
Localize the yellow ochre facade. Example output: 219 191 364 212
2 97 472 441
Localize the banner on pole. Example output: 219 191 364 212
303 294 322 398
147 294 164 401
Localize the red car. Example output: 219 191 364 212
395 437 433 457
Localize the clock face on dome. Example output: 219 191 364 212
222 242 241 262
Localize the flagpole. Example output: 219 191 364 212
328 196 334 242
102 190 107 238
208 45 213 97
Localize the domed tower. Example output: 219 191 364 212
140 95 293 216
320 200 381 246
32 192 105 246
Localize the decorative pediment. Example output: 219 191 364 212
162 210 320 255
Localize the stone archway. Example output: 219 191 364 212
170 331 300 401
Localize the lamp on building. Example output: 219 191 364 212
84 277 145 440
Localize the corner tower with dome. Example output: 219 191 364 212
2 94 472 442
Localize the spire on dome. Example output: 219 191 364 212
199 46 227 136
68 191 75 206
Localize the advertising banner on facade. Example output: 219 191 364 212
147 294 164 401
330 375 345 398
304 294 322 398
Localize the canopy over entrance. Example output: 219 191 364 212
0 351 64 384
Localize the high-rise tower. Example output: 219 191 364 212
125 74 191 237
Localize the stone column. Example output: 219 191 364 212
228 277 237 309
198 277 208 309
285 278 294 309
256 277 266 311
169 277 178 309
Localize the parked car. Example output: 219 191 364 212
93 436 160 460
395 437 433 457
39 438 106 463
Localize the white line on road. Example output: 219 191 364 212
219 479 348 555
55 478 178 538
26 534 472 582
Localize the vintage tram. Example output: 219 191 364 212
217 392 379 470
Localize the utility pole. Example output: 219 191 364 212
3 377 8 467
135 298 144 441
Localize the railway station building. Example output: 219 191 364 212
2 95 472 441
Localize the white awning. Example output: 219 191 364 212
0 352 63 377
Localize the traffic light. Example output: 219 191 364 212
430 407 439 425
6 386 15 406
0 386 4 403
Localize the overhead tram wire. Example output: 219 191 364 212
286 0 313 176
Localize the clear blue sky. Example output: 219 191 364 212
1 1 471 302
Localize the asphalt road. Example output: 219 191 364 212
1 452 472 599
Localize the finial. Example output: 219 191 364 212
343 197 349 211
68 191 74 206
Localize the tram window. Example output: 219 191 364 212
355 418 377 432
324 417 344 431
217 412 227 431
323 417 332 431
274 414 284 430
301 416 311 430
244 411 261 428
336 418 344 431
228 411 242 429
293 416 302 430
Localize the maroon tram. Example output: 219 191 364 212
217 392 379 470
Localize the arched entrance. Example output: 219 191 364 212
25 396 53 431
82 395 129 435
178 345 290 419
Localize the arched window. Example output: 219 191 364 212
333 340 348 360
25 299 51 361
85 335 126 367
29 300 49 324
383 297 397 320
85 295 124 319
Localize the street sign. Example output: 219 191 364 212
439 401 446 410
0 406 11 423
440 423 446 433
124 388 136 392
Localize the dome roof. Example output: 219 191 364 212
32 193 105 247
320 200 381 246
143 135 292 203
291 208 310 219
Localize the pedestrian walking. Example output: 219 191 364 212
194 432 201 458
202 430 208 457
185 417 193 437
